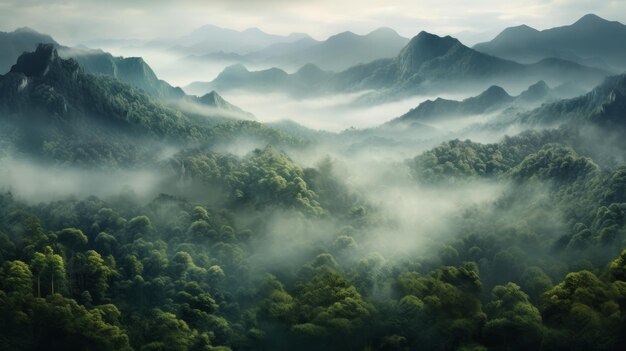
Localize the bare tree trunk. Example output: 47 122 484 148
37 274 41 298
51 274 54 295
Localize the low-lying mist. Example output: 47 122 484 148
0 156 163 203
216 90 472 132
237 149 507 278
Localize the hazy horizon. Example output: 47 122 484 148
2 0 626 47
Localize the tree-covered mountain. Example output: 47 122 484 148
391 86 514 125
474 14 626 71
0 44 296 167
514 74 626 127
0 27 58 74
187 31 608 100
0 28 253 119
388 80 565 126
184 27 410 72
1 44 200 138
195 91 251 116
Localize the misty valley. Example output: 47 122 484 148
2 8 626 351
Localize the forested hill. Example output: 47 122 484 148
515 73 626 127
1 44 203 139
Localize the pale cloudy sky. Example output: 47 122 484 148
0 0 625 45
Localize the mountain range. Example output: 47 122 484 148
2 14 626 141
388 79 590 126
146 24 310 55
182 27 410 72
2 44 625 168
514 73 626 127
186 63 334 97
474 14 626 71
383 71 626 133
187 31 609 101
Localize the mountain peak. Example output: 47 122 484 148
412 31 461 47
481 85 510 97
222 63 249 74
192 24 224 33
528 80 550 91
518 80 550 102
475 85 512 104
287 32 311 40
367 27 401 38
294 63 329 80
10 43 59 77
574 14 609 26
479 24 539 46
500 24 539 36
13 26 40 34
327 31 358 42
243 27 266 34
296 63 325 74
397 31 463 71
196 90 252 117
198 90 226 105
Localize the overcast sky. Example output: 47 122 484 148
1 0 625 45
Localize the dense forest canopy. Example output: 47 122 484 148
3 122 626 350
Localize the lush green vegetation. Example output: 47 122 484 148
2 124 626 350
0 45 301 169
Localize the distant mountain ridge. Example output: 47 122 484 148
181 27 409 72
390 86 514 126
514 74 626 127
148 24 310 55
187 31 609 101
474 14 626 71
388 80 565 126
185 63 333 97
251 27 409 72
